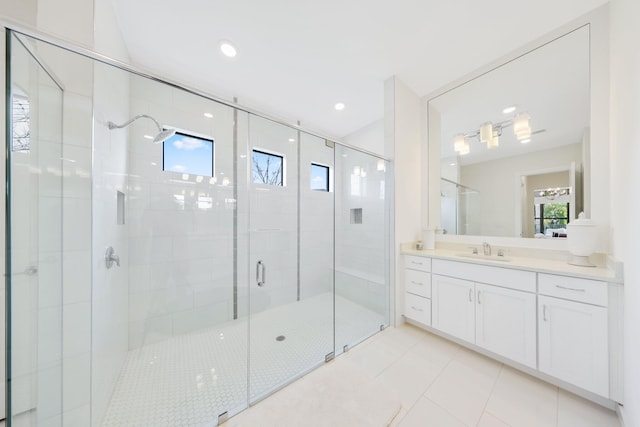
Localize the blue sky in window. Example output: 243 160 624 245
311 164 329 191
163 132 213 176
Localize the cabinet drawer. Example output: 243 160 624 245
404 255 431 272
405 269 431 297
539 274 608 307
432 259 536 293
405 293 431 326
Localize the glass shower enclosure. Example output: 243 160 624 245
4 29 391 426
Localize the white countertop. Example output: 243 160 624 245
401 246 622 283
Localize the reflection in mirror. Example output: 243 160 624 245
429 25 590 238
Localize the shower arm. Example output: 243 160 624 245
108 114 162 132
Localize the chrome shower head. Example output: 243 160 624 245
108 114 175 144
153 128 176 144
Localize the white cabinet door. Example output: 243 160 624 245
475 283 536 368
432 274 475 343
538 295 609 397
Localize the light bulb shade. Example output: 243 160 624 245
487 135 499 149
453 134 466 152
513 112 531 138
480 122 493 143
459 140 470 155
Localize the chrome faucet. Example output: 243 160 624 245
482 242 492 256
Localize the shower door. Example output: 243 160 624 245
6 32 64 425
247 115 334 402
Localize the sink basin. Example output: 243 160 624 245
455 253 512 262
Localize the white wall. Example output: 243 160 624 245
609 0 640 425
459 143 582 237
343 119 384 156
387 77 422 325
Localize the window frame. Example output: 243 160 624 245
310 162 330 192
251 148 285 187
162 127 215 178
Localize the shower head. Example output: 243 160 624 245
108 114 176 144
153 128 176 144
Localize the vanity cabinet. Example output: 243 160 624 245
538 274 609 397
475 282 537 368
403 255 432 326
431 275 475 342
431 272 537 368
402 253 621 402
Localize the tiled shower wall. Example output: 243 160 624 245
334 146 388 321
126 77 237 348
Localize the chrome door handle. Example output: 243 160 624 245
543 305 548 322
411 306 423 312
477 290 481 304
411 281 423 286
468 288 473 302
257 260 266 287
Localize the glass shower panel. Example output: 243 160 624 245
96 70 250 425
7 33 64 425
248 116 333 402
334 145 390 354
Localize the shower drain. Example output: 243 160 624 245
275 335 286 342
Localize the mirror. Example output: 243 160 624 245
428 25 590 238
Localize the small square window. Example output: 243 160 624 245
310 163 330 191
163 130 214 177
252 149 283 186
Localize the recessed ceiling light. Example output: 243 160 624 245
334 102 345 111
449 162 456 166
219 40 237 58
204 112 213 118
503 105 517 114
288 138 295 142
143 135 154 140
521 138 531 144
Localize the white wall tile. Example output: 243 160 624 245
63 302 91 358
62 250 91 305
62 352 91 412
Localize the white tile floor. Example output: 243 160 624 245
226 323 622 427
102 293 386 426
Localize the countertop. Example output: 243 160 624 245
400 246 622 283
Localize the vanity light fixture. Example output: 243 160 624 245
451 111 534 154
513 112 532 140
479 122 493 143
204 112 213 119
458 140 470 155
453 134 466 152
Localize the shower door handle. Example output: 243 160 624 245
257 260 266 287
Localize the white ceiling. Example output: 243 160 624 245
110 0 608 140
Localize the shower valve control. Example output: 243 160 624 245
105 246 121 269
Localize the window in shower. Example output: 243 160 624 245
252 149 284 186
162 129 214 177
310 163 330 191
12 92 31 152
